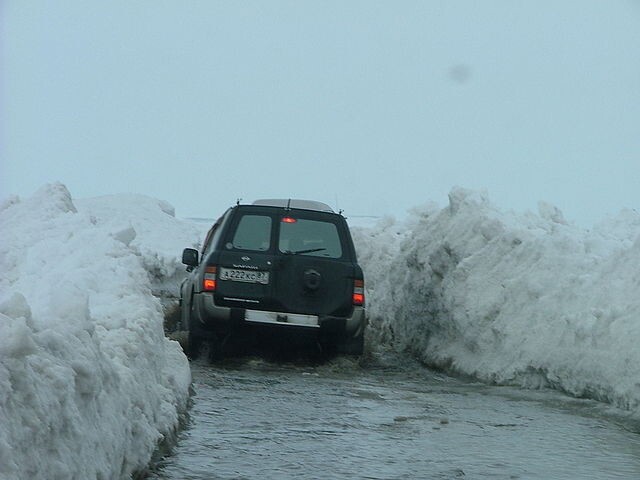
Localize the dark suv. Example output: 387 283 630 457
180 199 366 358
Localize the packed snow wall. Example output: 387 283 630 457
0 184 203 480
353 188 640 414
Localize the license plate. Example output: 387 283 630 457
245 310 319 328
219 268 269 285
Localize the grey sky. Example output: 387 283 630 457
2 1 639 226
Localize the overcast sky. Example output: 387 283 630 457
2 1 639 226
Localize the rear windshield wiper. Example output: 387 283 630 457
285 247 327 255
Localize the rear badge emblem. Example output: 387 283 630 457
241 256 251 261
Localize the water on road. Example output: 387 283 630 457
147 352 640 479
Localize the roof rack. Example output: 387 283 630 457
251 199 334 213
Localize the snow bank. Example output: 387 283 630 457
0 184 200 480
355 188 640 413
75 194 206 304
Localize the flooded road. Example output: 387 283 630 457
148 353 640 479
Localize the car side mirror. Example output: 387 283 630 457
182 248 199 267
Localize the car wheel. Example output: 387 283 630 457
207 333 225 362
186 295 203 359
336 331 364 355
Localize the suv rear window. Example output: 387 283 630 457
231 214 272 251
278 218 343 258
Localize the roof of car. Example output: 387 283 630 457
251 199 335 213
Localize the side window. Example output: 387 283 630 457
201 224 218 257
278 218 343 258
201 209 232 258
231 215 272 251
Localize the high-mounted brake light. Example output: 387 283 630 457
353 279 365 306
281 217 297 223
203 266 217 291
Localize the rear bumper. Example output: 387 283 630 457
192 292 365 337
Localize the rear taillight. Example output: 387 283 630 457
353 279 365 306
203 266 217 291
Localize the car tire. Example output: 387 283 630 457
207 333 225 362
336 331 364 355
186 295 203 359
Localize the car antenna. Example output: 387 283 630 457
286 198 291 211
236 198 242 206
